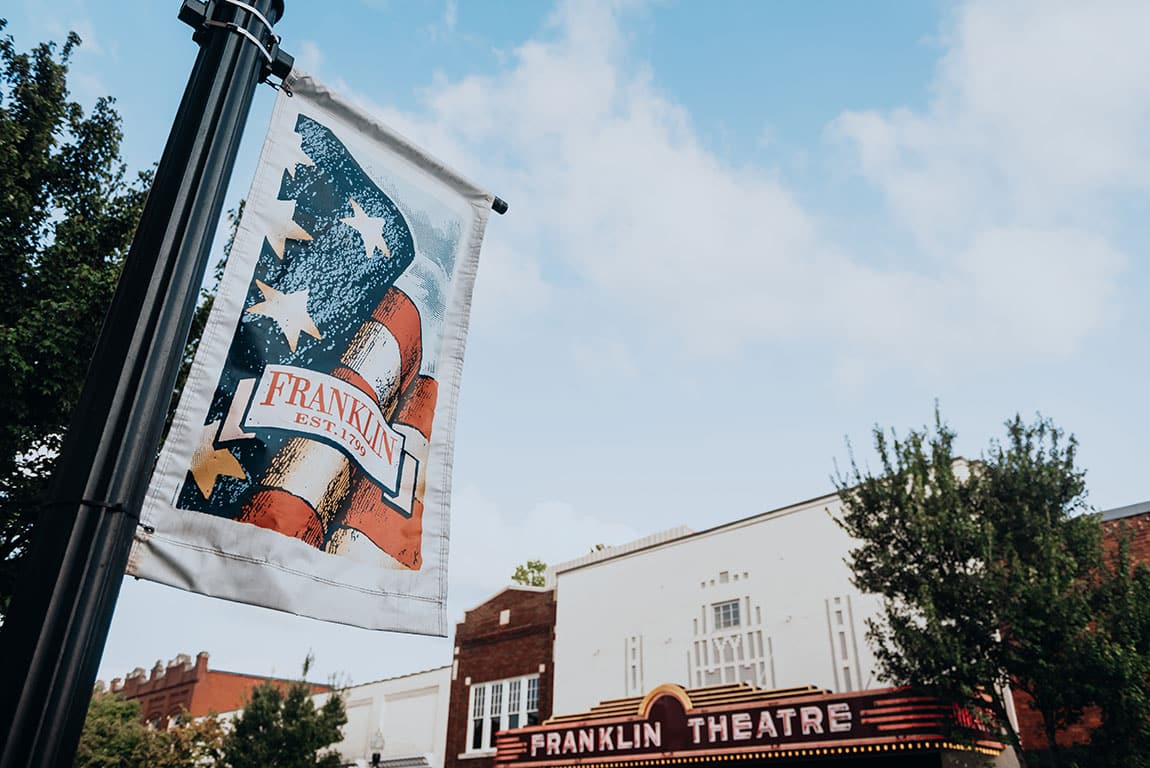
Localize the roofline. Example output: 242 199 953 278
554 488 842 576
458 584 555 617
344 664 452 689
1101 500 1150 522
551 526 694 575
209 669 332 688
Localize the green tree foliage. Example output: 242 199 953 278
832 411 1142 765
512 559 547 587
222 665 347 768
74 687 148 768
135 712 226 768
74 686 225 768
1084 525 1150 767
0 20 149 616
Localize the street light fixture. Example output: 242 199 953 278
370 729 385 767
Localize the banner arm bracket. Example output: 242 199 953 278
43 498 155 534
184 0 294 86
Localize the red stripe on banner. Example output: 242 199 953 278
332 365 378 402
372 288 422 389
238 489 324 548
393 375 438 439
339 475 424 569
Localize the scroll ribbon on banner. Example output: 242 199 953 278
129 72 493 634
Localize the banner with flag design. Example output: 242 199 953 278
129 72 493 634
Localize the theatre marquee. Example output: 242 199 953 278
494 683 1004 767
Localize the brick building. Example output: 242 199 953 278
445 586 556 768
110 650 330 725
1010 500 1150 750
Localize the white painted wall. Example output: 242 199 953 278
551 493 885 716
317 665 452 767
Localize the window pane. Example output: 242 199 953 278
472 685 486 718
491 683 503 716
713 600 741 629
509 679 522 714
472 719 484 750
526 676 539 714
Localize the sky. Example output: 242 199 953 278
5 0 1149 687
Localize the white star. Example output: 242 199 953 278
246 280 322 353
281 127 315 180
341 198 392 260
265 197 312 260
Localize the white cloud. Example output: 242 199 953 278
371 2 840 356
444 0 457 32
330 0 1142 369
835 1 1150 238
957 227 1123 356
936 1 1150 208
830 0 1144 358
571 335 638 380
466 238 552 332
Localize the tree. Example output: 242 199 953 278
74 687 148 768
74 686 225 768
134 711 226 768
511 559 547 587
222 659 347 768
832 411 1106 764
1084 525 1150 767
0 21 150 617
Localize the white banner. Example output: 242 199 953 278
128 72 493 634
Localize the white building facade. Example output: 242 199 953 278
319 665 452 768
550 492 884 716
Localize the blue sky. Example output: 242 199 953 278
6 0 1149 686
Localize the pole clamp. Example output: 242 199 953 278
180 0 294 86
40 498 156 534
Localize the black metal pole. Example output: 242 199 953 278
0 1 288 764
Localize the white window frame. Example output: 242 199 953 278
713 599 741 629
465 674 540 754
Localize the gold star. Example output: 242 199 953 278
281 127 315 179
188 420 246 498
265 197 313 260
340 197 392 259
246 280 322 352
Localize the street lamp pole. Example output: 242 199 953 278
371 729 386 767
0 2 290 765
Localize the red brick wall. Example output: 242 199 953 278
110 651 329 724
1011 508 1150 749
1108 509 1150 562
444 587 556 768
189 671 328 717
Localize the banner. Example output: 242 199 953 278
129 72 493 634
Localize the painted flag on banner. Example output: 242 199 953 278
128 72 493 634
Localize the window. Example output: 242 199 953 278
691 597 770 689
713 599 741 629
507 679 521 729
466 674 540 753
526 676 540 726
489 681 502 744
471 684 486 750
